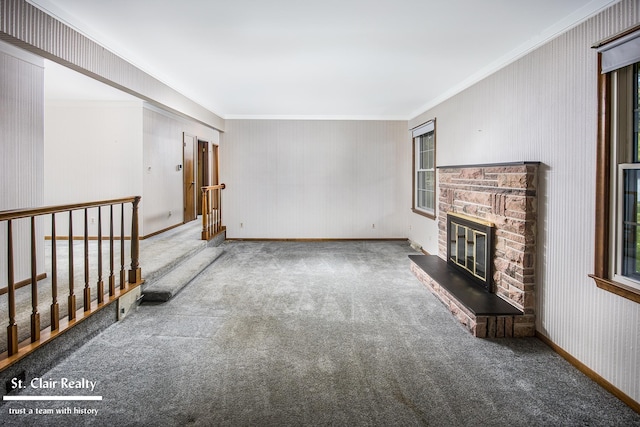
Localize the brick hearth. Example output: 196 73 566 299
411 162 539 337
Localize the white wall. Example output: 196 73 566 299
44 100 143 237
44 101 220 237
221 119 410 239
408 0 640 404
0 42 45 286
44 100 143 204
143 104 219 236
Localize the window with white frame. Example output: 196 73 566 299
613 62 640 289
620 162 640 285
412 120 436 218
592 28 640 301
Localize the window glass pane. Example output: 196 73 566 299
635 64 640 162
419 134 434 169
418 189 426 208
425 190 434 210
622 168 640 279
425 170 433 188
417 171 425 191
421 148 429 169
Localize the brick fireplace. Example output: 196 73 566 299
410 162 539 337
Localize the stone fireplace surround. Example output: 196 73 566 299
410 162 539 337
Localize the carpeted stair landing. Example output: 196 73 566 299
142 246 224 302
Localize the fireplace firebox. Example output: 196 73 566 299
447 212 494 292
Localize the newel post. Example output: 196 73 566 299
128 196 142 285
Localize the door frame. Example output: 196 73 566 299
183 132 196 223
197 139 209 215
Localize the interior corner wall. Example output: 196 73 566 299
0 42 44 287
221 119 410 239
142 105 219 236
407 0 640 405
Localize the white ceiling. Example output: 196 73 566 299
30 0 619 120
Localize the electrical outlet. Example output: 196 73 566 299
117 287 141 320
240 222 243 228
90 217 95 224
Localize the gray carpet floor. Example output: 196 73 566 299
2 240 639 426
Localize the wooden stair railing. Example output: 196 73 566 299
0 196 142 370
201 184 226 240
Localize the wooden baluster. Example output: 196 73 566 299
120 203 125 290
68 210 76 320
97 207 104 304
7 220 18 356
211 188 220 234
83 209 90 311
212 189 216 233
128 196 141 285
30 217 40 342
109 205 115 296
215 188 221 233
210 188 213 234
50 214 59 331
201 188 207 240
206 188 210 237
211 189 215 234
209 189 214 234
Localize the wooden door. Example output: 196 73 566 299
183 133 196 223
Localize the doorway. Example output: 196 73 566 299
197 141 219 215
211 144 219 186
197 140 209 215
183 132 196 223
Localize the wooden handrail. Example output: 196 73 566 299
0 197 137 221
201 184 226 192
201 184 225 241
1 196 143 368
